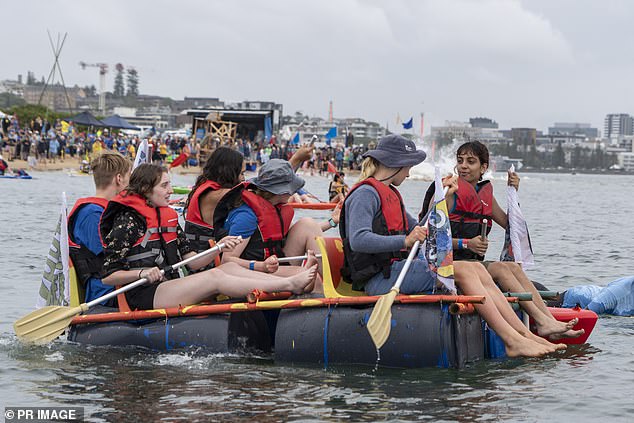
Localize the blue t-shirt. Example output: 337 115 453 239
224 203 258 238
72 203 113 304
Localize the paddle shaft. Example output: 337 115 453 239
481 218 488 239
277 254 322 263
84 242 226 308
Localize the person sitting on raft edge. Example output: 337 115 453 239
68 151 131 306
340 134 565 358
214 159 341 293
418 141 583 341
100 163 318 311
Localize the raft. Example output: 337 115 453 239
64 237 597 368
172 185 192 195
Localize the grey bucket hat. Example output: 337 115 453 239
250 159 305 195
363 134 427 168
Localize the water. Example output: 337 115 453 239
1 171 633 422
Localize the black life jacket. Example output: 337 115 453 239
214 182 294 261
100 192 181 279
184 180 222 252
339 177 409 291
450 179 493 261
68 196 109 287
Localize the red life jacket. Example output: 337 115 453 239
339 177 409 290
100 192 181 279
449 179 493 261
184 180 222 251
67 197 110 286
214 182 294 261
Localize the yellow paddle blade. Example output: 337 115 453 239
13 305 86 344
366 289 398 350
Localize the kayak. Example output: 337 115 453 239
0 174 32 179
172 186 191 195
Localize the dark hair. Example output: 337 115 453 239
456 141 489 166
124 163 167 200
186 147 243 207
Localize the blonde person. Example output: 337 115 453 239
340 135 563 358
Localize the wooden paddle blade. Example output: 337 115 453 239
14 305 84 344
366 289 398 349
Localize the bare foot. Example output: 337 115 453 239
286 265 318 294
549 328 585 341
505 337 552 358
525 331 567 351
536 318 583 338
304 250 319 269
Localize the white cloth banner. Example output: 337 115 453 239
501 165 535 269
36 192 70 308
133 139 149 170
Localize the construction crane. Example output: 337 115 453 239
79 61 108 115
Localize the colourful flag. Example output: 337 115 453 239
133 139 149 170
425 167 456 294
36 193 70 308
327 161 337 173
500 165 535 268
402 117 413 129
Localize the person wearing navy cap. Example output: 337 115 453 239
340 134 563 358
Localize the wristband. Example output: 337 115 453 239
457 239 463 250
463 239 469 250
328 217 337 228
249 261 255 271
139 269 144 279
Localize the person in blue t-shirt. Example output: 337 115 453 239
68 151 131 306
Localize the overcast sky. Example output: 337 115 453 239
4 0 634 134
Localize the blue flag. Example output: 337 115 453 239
402 117 413 129
291 132 300 145
264 116 272 142
325 126 337 140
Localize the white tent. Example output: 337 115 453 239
0 110 7 118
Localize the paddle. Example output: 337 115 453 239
277 254 322 263
481 218 488 239
14 242 226 344
366 186 449 350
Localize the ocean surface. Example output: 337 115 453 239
1 169 633 422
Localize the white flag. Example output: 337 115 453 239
36 192 70 308
500 165 535 269
133 139 149 170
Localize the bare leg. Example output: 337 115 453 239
153 263 317 308
488 262 583 339
453 262 554 358
475 264 565 351
283 218 324 274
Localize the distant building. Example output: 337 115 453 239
469 117 498 129
22 84 78 112
511 128 537 152
430 121 505 143
604 114 633 140
281 113 385 145
548 122 599 138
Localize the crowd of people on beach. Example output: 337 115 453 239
1 113 369 177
